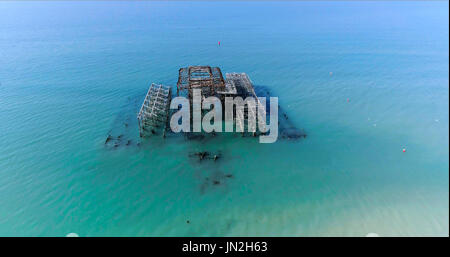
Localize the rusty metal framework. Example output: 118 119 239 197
177 66 225 97
225 73 267 134
137 83 171 137
137 67 270 138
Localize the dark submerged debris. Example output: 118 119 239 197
104 133 138 149
189 151 222 162
199 170 234 193
105 135 112 144
254 84 307 141
104 93 143 149
189 151 209 161
280 128 307 140
198 151 209 160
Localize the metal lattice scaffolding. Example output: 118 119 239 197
225 73 267 135
177 66 225 98
137 83 172 137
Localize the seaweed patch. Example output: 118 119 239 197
199 169 234 194
189 151 222 162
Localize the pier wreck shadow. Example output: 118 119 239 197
104 93 143 149
254 85 307 141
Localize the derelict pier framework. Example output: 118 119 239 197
137 83 171 137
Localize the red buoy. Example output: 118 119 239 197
403 148 406 153
218 41 221 46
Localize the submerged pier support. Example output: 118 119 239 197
137 67 277 139
225 73 267 135
137 83 171 137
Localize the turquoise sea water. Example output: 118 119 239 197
0 1 448 236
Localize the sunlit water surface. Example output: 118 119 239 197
0 1 448 236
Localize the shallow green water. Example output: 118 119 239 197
0 1 448 236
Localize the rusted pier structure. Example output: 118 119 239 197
138 66 268 137
177 66 226 134
137 83 171 137
225 73 267 135
177 66 226 98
